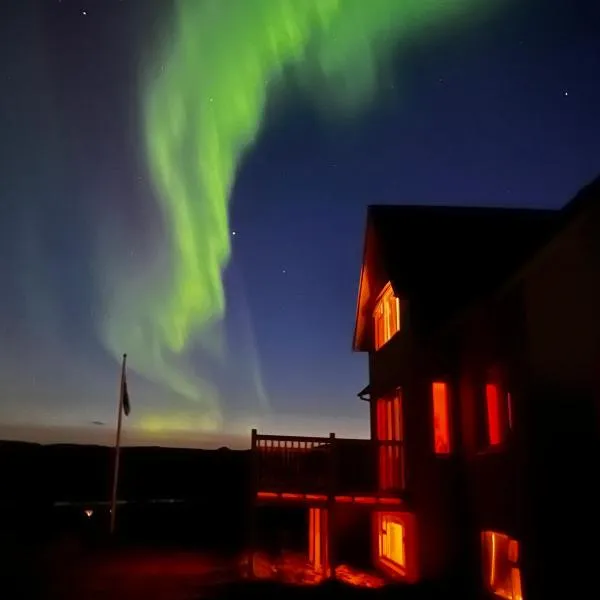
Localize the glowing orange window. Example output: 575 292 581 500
376 512 417 582
481 531 523 600
432 382 451 454
379 514 405 570
376 391 404 491
485 384 512 446
373 282 401 350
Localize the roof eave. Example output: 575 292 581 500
352 208 373 352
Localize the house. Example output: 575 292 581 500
249 176 599 599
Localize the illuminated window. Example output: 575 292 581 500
432 382 451 454
376 390 404 491
379 514 405 572
373 282 401 349
376 511 418 582
485 384 512 446
481 531 523 600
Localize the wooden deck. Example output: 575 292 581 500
255 491 404 509
251 430 405 501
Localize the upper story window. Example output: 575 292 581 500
376 391 403 443
485 383 513 447
373 282 401 350
432 382 451 454
376 390 404 492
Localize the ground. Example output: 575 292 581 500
45 548 236 600
19 542 386 600
245 551 385 587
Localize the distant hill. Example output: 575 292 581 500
0 440 258 551
0 440 251 505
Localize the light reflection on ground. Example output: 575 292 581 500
45 546 385 599
242 551 385 588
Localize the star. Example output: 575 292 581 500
232 230 237 236
282 269 287 275
563 91 569 97
82 10 87 16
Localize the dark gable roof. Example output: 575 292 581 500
367 204 559 334
558 174 600 224
353 174 600 350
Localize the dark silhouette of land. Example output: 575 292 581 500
0 441 251 598
0 441 253 548
0 441 400 600
0 441 249 504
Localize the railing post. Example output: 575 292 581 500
251 429 258 495
328 432 336 580
248 428 258 579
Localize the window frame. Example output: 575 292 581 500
475 365 515 454
482 380 512 450
375 511 418 582
431 381 452 455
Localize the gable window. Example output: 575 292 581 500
485 383 512 447
432 382 451 454
481 531 523 600
373 282 401 350
376 390 404 491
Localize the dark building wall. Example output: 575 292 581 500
333 506 371 568
525 208 600 388
517 205 600 600
452 286 532 600
369 322 415 394
407 371 467 585
394 278 531 595
456 302 523 523
369 331 468 583
362 191 600 595
449 201 600 600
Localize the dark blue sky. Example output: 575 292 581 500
0 0 598 447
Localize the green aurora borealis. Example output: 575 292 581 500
100 0 502 433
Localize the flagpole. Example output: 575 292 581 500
110 353 127 535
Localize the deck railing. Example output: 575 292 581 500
251 430 404 497
252 432 334 494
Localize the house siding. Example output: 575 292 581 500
362 183 600 596
518 205 600 600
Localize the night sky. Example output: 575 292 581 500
0 0 598 448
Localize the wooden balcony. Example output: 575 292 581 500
251 430 405 500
